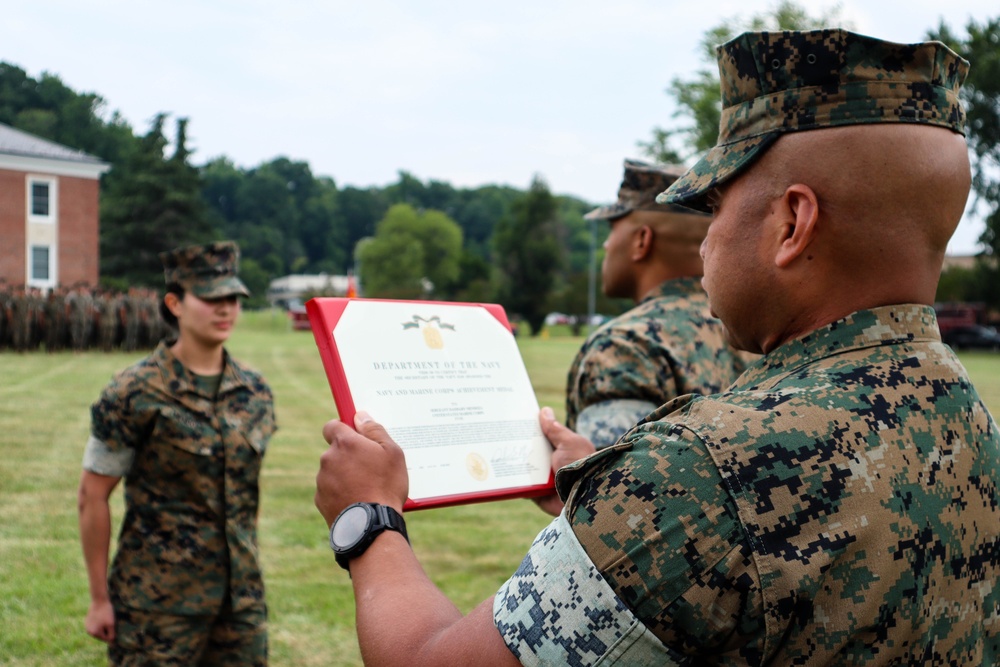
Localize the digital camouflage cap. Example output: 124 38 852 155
160 241 250 299
658 29 969 212
586 159 698 221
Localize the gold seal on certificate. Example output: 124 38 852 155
466 452 489 481
422 325 444 349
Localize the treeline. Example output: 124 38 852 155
0 62 627 334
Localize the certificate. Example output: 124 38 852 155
306 297 555 510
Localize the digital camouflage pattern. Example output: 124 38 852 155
585 159 689 222
658 29 970 211
160 241 250 299
565 277 746 447
495 513 679 666
110 604 267 666
543 305 999 664
87 341 276 616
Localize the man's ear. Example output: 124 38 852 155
774 184 820 268
631 225 654 261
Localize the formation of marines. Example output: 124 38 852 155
0 282 167 353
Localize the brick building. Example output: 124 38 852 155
0 122 109 290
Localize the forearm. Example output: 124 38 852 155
349 533 512 667
78 495 112 603
316 415 520 666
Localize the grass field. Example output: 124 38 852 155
0 311 579 666
2 311 999 665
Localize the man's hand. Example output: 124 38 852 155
316 411 409 527
534 407 598 516
84 598 115 643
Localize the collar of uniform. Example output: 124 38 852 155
730 304 941 390
639 276 705 304
152 340 253 397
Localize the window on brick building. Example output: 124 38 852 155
31 245 50 281
28 177 56 222
32 182 50 215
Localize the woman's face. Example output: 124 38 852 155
173 293 241 347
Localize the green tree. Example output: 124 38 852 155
300 176 345 274
493 176 563 336
930 17 1000 302
337 186 389 263
356 204 463 299
452 250 494 302
100 115 215 286
233 161 298 274
451 185 520 259
200 157 244 238
238 257 272 309
640 1 848 162
356 235 424 299
937 259 1000 306
0 64 135 166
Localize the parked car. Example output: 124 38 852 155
286 299 311 331
943 325 1000 351
545 312 571 326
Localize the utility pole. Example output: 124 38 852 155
587 216 596 336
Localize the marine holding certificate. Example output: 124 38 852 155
312 29 999 666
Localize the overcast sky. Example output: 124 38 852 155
4 1 997 253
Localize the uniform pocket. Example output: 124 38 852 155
150 406 217 457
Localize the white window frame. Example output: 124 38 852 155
28 244 54 289
27 176 57 223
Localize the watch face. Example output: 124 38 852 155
331 504 372 551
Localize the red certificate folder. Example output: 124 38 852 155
306 297 555 511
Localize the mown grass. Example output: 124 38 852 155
1 311 999 665
0 311 574 666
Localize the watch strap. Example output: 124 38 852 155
331 503 408 571
377 504 409 543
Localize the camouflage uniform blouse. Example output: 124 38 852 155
84 342 276 616
565 277 745 448
496 305 999 665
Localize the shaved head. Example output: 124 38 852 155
701 123 972 353
601 209 711 303
640 209 711 272
756 124 970 255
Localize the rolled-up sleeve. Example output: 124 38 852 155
82 434 134 477
493 514 680 666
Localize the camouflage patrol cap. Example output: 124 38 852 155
585 159 696 221
658 29 969 212
159 241 250 299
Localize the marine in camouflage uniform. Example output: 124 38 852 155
28 287 46 351
567 278 746 446
9 287 32 352
309 29 998 667
141 287 168 346
44 287 67 352
493 30 1000 664
68 285 95 351
97 289 120 352
0 281 9 349
567 160 745 447
499 306 1000 664
79 241 276 666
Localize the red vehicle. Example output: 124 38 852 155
287 300 311 331
935 302 985 340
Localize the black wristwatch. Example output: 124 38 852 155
329 502 409 570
